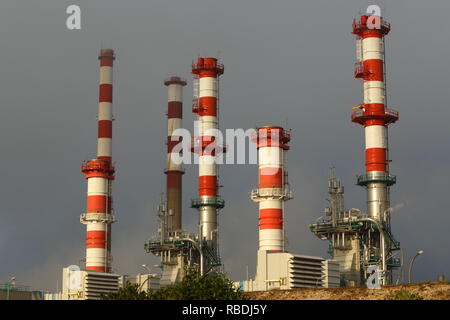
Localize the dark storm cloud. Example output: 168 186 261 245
0 0 448 291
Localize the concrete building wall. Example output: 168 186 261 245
333 237 361 286
237 251 340 292
119 273 160 293
0 290 34 300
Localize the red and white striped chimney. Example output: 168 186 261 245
164 76 186 232
351 15 398 219
251 127 291 252
81 49 116 272
191 57 225 252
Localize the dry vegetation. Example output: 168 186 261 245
244 282 450 300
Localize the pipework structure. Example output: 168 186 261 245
310 167 364 285
190 57 226 275
250 126 292 252
80 49 116 273
310 14 401 286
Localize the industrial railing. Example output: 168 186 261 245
191 60 224 75
0 284 31 292
351 108 399 122
382 223 401 250
387 257 402 268
354 62 364 78
80 213 115 224
163 77 187 86
191 197 225 209
356 172 396 186
352 18 391 35
250 188 292 200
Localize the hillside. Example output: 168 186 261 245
244 282 450 300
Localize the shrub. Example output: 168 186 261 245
101 281 149 300
149 268 246 300
101 269 246 300
385 288 424 300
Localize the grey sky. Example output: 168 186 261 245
0 0 449 291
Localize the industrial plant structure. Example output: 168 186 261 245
50 49 121 300
310 13 401 286
145 57 226 285
42 11 410 300
145 75 199 286
238 126 340 291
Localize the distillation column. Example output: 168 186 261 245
81 49 116 272
191 58 225 270
251 127 291 252
351 14 399 281
164 77 187 232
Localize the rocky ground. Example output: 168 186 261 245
244 282 450 300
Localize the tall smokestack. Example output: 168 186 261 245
310 13 401 286
352 14 398 282
191 57 225 269
352 15 398 218
251 126 291 252
164 76 186 232
81 49 116 272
